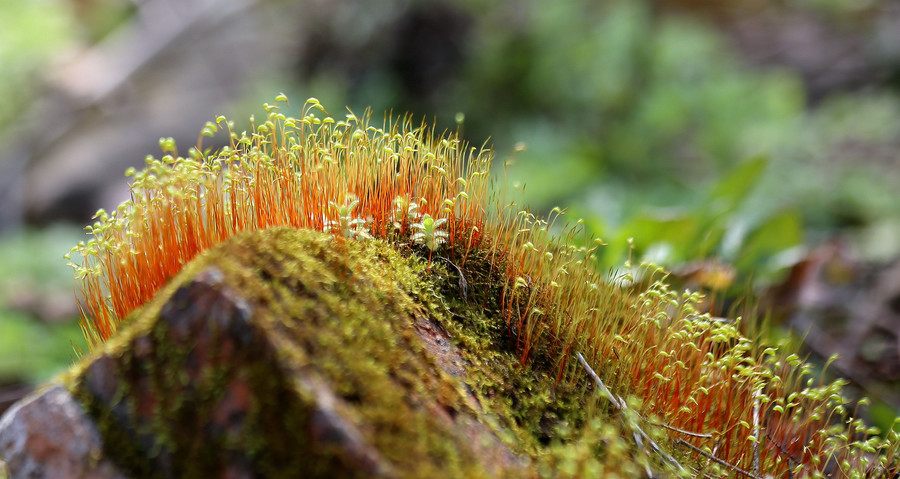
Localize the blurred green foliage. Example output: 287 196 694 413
427 0 897 282
791 0 880 17
457 1 804 174
0 312 82 383
443 1 811 281
0 226 86 383
588 157 804 279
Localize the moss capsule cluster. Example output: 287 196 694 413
67 96 900 476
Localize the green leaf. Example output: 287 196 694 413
708 156 768 215
735 209 803 273
868 400 900 436
621 213 699 263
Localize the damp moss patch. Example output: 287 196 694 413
60 227 659 477
61 228 518 477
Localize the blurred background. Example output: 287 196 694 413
2 0 900 430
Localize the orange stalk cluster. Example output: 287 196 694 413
488 210 893 475
68 96 900 476
67 97 490 346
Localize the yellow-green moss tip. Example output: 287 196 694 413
65 97 900 476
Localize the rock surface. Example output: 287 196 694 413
0 385 126 479
0 229 541 478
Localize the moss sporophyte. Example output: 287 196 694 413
66 96 900 476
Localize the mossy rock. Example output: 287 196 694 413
52 227 606 478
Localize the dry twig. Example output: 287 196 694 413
576 352 686 474
675 438 761 479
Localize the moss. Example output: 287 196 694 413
64 229 501 477
417 235 689 476
62 227 662 477
421 243 604 455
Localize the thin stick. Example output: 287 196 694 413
437 256 468 300
675 438 761 479
576 352 686 474
752 389 762 477
576 352 623 410
655 422 713 439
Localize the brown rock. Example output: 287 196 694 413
0 385 126 479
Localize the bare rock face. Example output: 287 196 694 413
0 229 530 478
0 385 126 479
